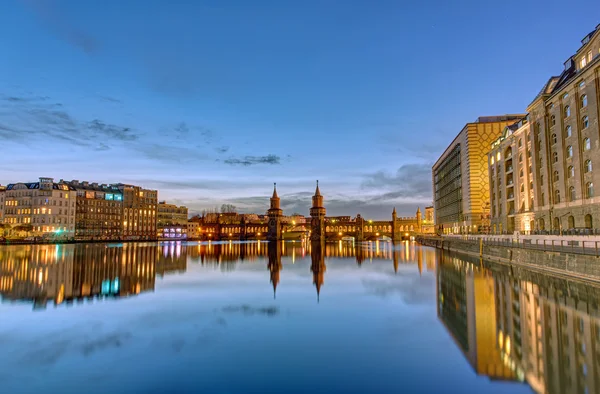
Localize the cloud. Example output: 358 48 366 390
361 163 432 199
224 154 281 166
0 95 139 149
215 146 230 154
21 0 99 54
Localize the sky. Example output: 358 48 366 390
0 0 599 219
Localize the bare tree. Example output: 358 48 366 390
221 204 237 213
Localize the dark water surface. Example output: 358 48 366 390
0 240 594 393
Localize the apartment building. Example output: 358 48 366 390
113 184 158 240
3 177 76 237
0 185 5 224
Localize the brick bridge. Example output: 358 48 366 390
194 182 423 242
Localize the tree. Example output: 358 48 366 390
221 204 237 213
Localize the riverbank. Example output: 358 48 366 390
418 236 600 282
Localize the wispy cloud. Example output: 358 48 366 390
224 154 281 166
361 163 432 199
21 0 99 54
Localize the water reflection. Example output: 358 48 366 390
0 240 433 310
438 251 600 394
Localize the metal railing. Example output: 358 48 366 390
458 235 600 257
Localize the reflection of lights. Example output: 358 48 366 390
376 232 379 236
257 232 261 236
338 232 342 236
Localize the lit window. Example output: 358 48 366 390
565 106 571 118
566 125 572 137
584 138 591 151
581 95 588 108
567 146 573 158
497 152 501 161
491 156 495 165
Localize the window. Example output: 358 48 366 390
566 125 572 137
519 153 523 163
567 146 573 158
520 169 524 178
565 105 571 118
553 170 559 182
552 133 557 144
555 190 561 203
585 160 593 173
570 186 576 201
553 152 558 163
579 80 586 88
587 182 594 199
564 93 569 99
496 152 501 161
584 138 591 151
582 115 589 129
568 166 575 178
551 114 556 126
581 95 588 108
541 175 544 185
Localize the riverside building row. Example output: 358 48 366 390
0 177 190 241
433 24 600 235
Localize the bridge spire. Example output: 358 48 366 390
272 182 278 199
315 180 321 196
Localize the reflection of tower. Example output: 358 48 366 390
356 243 365 266
267 183 283 241
417 248 423 276
391 207 401 242
416 207 422 233
309 181 326 242
310 241 326 302
393 247 399 273
267 241 282 299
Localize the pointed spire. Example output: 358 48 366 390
315 180 321 196
272 182 278 199
392 207 397 215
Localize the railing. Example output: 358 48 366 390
453 235 600 257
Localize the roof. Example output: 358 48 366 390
64 180 122 193
6 182 75 191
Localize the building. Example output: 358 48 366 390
525 25 600 233
487 117 534 234
3 177 76 238
433 115 527 234
187 220 200 239
63 180 123 240
157 201 188 239
421 205 435 234
0 185 5 224
113 184 158 240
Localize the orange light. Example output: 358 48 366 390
257 232 261 236
338 232 342 236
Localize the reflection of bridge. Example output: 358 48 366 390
194 182 430 242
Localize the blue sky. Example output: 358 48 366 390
1 0 598 218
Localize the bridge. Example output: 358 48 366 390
192 182 430 242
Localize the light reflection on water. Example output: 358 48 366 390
0 241 591 393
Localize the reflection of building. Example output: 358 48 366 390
267 241 282 298
437 252 518 381
156 242 188 277
433 115 526 234
4 177 77 238
157 202 188 239
310 241 326 301
114 183 158 240
64 180 123 240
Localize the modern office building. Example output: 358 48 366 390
63 180 123 240
3 177 76 238
157 201 188 239
433 115 526 234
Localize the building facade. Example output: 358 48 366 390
488 117 534 233
433 115 526 234
63 180 123 240
157 201 188 239
114 184 158 240
0 185 5 224
3 177 76 238
525 25 600 233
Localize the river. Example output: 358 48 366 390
0 240 594 393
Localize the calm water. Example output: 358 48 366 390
0 241 596 394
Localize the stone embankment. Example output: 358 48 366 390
418 236 600 282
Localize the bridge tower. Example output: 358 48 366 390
309 180 327 242
391 207 402 243
267 183 283 241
